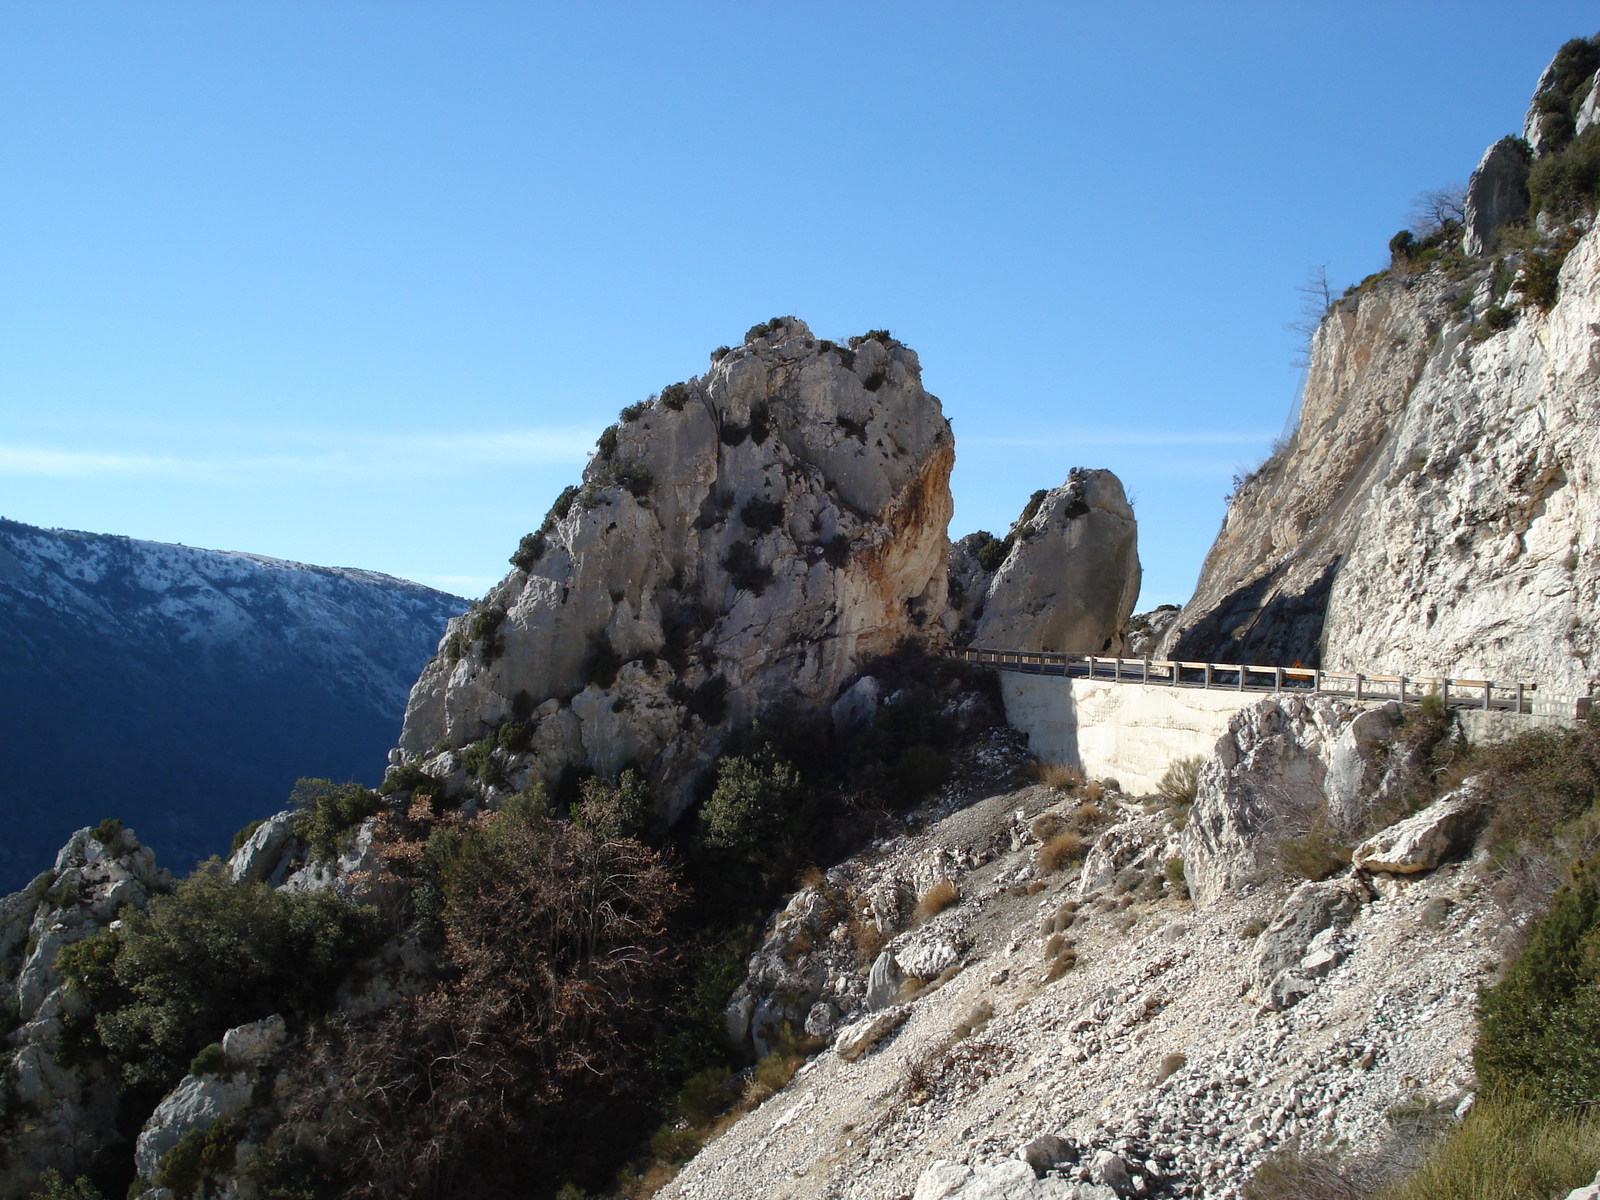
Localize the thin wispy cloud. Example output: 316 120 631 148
964 430 1274 448
0 427 599 482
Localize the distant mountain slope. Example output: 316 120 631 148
0 518 466 890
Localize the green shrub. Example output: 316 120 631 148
619 402 647 422
1279 820 1352 882
1529 124 1600 217
675 1066 734 1124
377 760 435 798
573 769 651 840
465 607 506 663
1476 852 1600 1109
459 740 504 789
1374 1093 1600 1200
611 461 653 498
739 496 785 534
722 540 773 596
697 748 806 870
188 1041 227 1077
596 425 619 460
648 1125 702 1165
660 381 691 409
1390 229 1416 258
748 401 771 444
90 818 123 847
56 861 380 1093
974 532 1012 572
1473 719 1600 859
288 778 383 863
1017 488 1050 527
1518 227 1583 310
26 1171 104 1200
510 531 546 570
1159 756 1203 805
847 329 892 348
744 317 787 343
153 1118 238 1197
822 533 851 568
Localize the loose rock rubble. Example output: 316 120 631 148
662 697 1512 1200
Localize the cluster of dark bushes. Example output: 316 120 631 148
510 485 580 571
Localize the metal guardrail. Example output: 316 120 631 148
952 647 1539 714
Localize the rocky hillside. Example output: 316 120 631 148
398 318 957 820
1162 40 1600 707
0 520 464 890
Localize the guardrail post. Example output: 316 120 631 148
1517 682 1526 714
1144 658 1151 684
1441 678 1450 707
1484 680 1492 711
1398 675 1407 703
1275 667 1283 692
1114 657 1122 682
1088 655 1096 681
1237 664 1246 691
1355 674 1363 702
1203 663 1212 689
1313 669 1322 694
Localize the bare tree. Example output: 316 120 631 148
1286 264 1334 367
1408 183 1467 234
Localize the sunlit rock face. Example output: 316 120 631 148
398 318 955 818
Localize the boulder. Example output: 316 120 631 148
134 1072 255 1179
971 469 1141 655
226 810 297 885
1018 1134 1079 1176
1181 697 1366 905
221 1014 286 1065
914 1157 1112 1200
396 318 955 821
1463 137 1532 256
831 675 882 734
1353 781 1484 874
865 949 905 1011
833 1004 910 1061
1322 703 1402 827
1252 877 1366 1006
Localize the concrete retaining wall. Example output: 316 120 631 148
999 673 1583 797
999 674 1245 796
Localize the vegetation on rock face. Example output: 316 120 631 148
56 861 380 1095
290 777 384 863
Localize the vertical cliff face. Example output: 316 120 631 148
1165 235 1600 700
1163 45 1600 703
398 318 954 817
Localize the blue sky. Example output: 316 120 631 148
1 3 1593 606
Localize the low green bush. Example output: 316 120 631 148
153 1118 238 1197
847 329 892 348
90 818 123 847
573 769 651 840
974 532 1012 572
25 1171 104 1200
660 381 691 409
697 748 811 879
612 461 653 498
1475 852 1600 1109
188 1042 227 1077
722 540 774 596
596 425 619 460
1158 757 1203 806
229 819 265 856
1530 124 1600 218
288 778 383 863
739 496 785 534
744 317 787 343
619 402 647 422
1279 820 1352 882
56 861 380 1094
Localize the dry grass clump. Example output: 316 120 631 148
897 975 930 1002
1244 1145 1377 1200
1030 811 1067 843
1038 830 1085 874
1045 942 1078 981
1032 762 1084 792
851 916 888 967
1043 900 1079 934
1158 756 1204 805
1373 1095 1600 1200
1279 819 1353 881
1082 780 1106 803
1071 801 1104 828
913 877 959 923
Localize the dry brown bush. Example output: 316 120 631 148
1082 780 1106 802
1040 763 1085 792
1071 802 1104 828
913 878 959 923
852 917 888 966
1038 830 1085 874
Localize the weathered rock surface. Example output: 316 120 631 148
1463 137 1531 256
1181 697 1368 906
0 825 175 1197
396 319 955 819
658 710 1506 1200
970 470 1141 655
134 1071 255 1178
1160 62 1600 708
1352 782 1485 874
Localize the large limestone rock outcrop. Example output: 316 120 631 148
1161 52 1600 706
0 825 175 1197
398 319 954 817
1462 137 1530 256
955 469 1140 655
